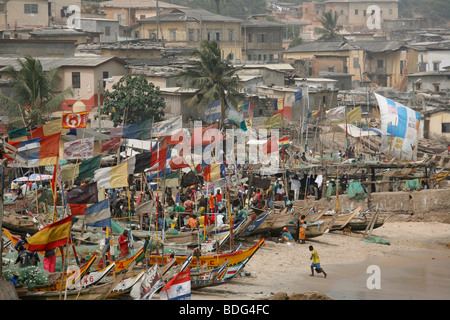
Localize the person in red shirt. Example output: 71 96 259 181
215 189 223 212
208 193 215 213
118 229 129 259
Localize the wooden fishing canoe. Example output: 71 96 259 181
148 238 265 269
319 207 361 231
191 261 229 289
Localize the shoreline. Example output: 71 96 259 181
185 221 450 300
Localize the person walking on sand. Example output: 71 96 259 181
309 245 327 278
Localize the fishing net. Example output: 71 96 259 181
2 266 49 289
347 181 368 200
325 183 341 201
362 236 390 245
403 179 421 191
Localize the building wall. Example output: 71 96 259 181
428 112 450 141
80 19 119 43
59 60 127 110
242 26 283 62
1 0 48 29
49 0 81 24
135 20 242 60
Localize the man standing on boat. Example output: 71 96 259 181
118 229 130 259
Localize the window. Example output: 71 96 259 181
72 72 80 89
434 84 440 92
140 15 145 19
269 54 274 62
400 60 406 75
134 31 139 38
207 30 212 41
389 8 393 15
328 66 335 72
353 57 359 68
170 29 176 41
188 29 195 41
102 71 109 88
355 9 358 15
257 33 266 43
197 29 201 41
433 62 440 71
415 82 421 91
442 123 450 133
377 60 384 68
104 26 110 36
247 55 252 61
24 4 38 14
363 10 366 16
271 33 280 43
215 31 221 41
228 29 234 41
248 33 252 43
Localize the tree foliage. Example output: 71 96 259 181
0 56 73 129
102 75 165 127
314 11 344 42
177 40 243 122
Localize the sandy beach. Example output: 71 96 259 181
187 221 450 300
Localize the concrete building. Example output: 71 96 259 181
132 8 243 60
0 56 128 111
79 18 119 43
422 108 450 142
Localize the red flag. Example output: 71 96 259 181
190 123 219 147
26 216 72 251
62 111 89 129
101 138 121 152
263 136 279 154
149 148 168 171
69 203 88 216
169 157 190 170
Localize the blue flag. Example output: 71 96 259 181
294 89 302 101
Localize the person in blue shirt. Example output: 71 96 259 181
281 227 294 243
9 272 22 287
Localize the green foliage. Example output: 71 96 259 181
289 37 303 48
314 11 344 41
177 41 243 121
102 75 165 127
399 0 450 21
0 56 73 130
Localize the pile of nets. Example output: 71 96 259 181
403 179 421 191
2 266 49 289
362 236 390 245
347 181 368 200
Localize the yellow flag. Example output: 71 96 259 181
345 106 361 123
264 113 284 129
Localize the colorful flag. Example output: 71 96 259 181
374 93 421 160
94 161 128 189
204 100 221 123
151 116 183 138
273 97 284 114
294 89 302 101
203 163 225 182
160 269 191 300
149 148 169 171
110 118 153 140
62 111 89 129
279 136 290 148
240 118 252 131
63 136 94 160
101 138 121 153
84 199 111 228
4 132 60 167
263 113 284 129
8 127 30 142
26 216 72 252
67 182 99 204
61 155 102 182
31 118 69 139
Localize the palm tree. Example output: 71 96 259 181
210 0 227 15
314 11 344 41
177 40 243 124
0 56 73 129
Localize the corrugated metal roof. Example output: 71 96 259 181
285 40 405 53
138 8 243 23
0 56 126 71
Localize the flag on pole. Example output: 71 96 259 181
263 113 284 129
263 136 279 154
4 132 61 167
94 162 129 189
30 118 68 139
101 138 121 152
67 182 99 204
204 100 221 122
60 155 102 182
84 199 111 228
62 111 89 129
110 118 153 140
279 136 290 148
63 136 95 160
273 98 284 114
203 163 225 183
160 269 191 300
26 216 72 251
8 127 30 142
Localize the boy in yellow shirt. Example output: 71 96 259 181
309 245 327 278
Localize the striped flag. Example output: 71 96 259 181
7 127 30 142
94 161 128 189
4 132 61 167
273 97 284 114
26 216 72 252
110 118 153 140
30 118 69 139
61 155 102 182
84 199 111 228
279 136 290 148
